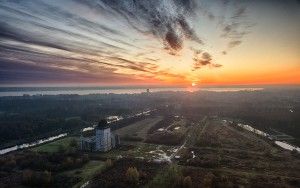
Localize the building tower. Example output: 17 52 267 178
95 119 112 152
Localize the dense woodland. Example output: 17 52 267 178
0 87 300 148
0 93 157 148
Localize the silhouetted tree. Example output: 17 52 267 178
126 167 139 185
183 176 192 188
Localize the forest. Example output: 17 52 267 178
0 87 299 149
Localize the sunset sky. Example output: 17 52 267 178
0 0 299 86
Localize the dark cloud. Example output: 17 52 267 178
0 60 137 84
177 16 203 44
202 52 212 61
165 28 183 51
109 57 159 74
192 51 222 70
0 4 45 22
0 39 160 81
0 22 70 52
80 0 203 52
232 7 246 19
0 1 137 58
212 64 222 68
207 13 215 21
145 58 159 62
222 0 230 6
228 40 242 48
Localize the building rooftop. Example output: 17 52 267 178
96 119 110 129
82 129 96 138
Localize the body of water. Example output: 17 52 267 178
0 87 264 97
0 133 67 155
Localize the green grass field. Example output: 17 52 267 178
31 137 78 153
60 160 105 188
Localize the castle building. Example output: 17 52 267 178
80 120 120 152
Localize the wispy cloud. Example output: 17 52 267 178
219 3 255 51
0 0 261 85
193 52 222 70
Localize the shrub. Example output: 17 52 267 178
4 158 17 169
291 149 299 157
22 169 33 183
203 172 216 188
149 165 184 188
22 170 52 186
69 138 78 148
58 145 66 153
82 154 89 163
126 167 139 185
183 176 192 188
105 159 113 168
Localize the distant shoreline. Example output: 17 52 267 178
0 87 265 97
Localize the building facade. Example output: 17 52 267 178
95 126 111 152
80 120 120 152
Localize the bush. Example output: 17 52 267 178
183 176 192 188
4 158 17 169
22 170 52 186
22 169 33 183
203 172 216 188
82 154 89 163
149 165 184 188
126 167 139 185
291 149 299 157
104 159 113 168
69 138 78 148
58 145 66 153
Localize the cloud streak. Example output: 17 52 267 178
83 0 204 54
0 0 262 85
220 3 255 51
193 52 222 70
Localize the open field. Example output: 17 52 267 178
145 117 189 146
193 119 274 152
174 117 300 187
57 160 105 188
31 137 77 153
115 116 163 141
